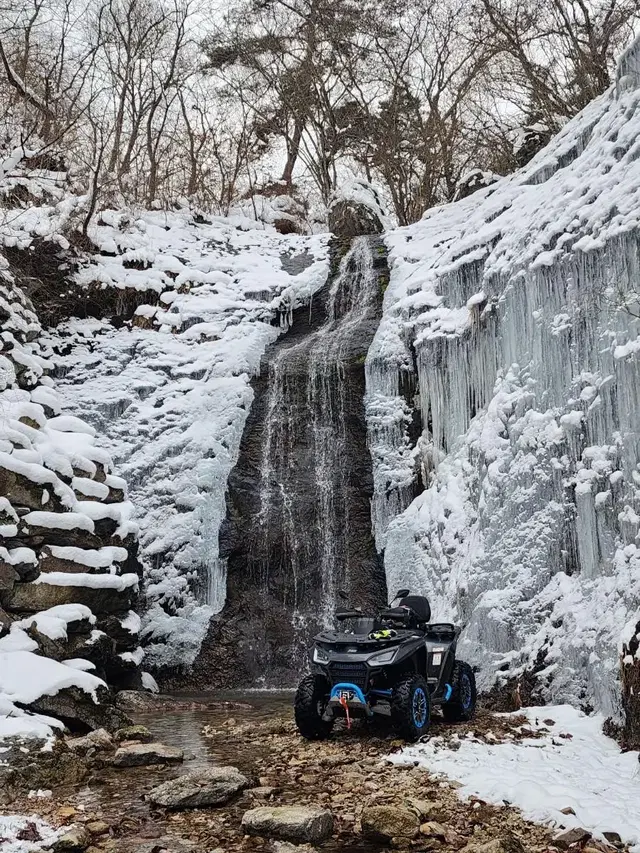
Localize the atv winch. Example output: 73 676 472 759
294 589 476 742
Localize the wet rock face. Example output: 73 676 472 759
195 238 389 687
620 621 640 748
328 200 383 239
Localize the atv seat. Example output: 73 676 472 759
425 622 457 641
399 595 431 624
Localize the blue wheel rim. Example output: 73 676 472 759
412 687 428 727
461 674 472 710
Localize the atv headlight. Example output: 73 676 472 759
368 647 398 666
313 647 330 664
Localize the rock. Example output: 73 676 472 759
115 689 161 712
0 563 17 603
4 579 136 614
148 766 251 808
269 843 318 853
603 831 623 845
97 614 139 652
361 805 420 841
67 728 114 754
0 605 11 635
328 200 383 238
419 821 448 839
86 821 109 836
0 738 87 802
0 551 38 582
115 724 152 743
554 828 592 849
112 742 184 767
51 826 91 852
0 466 62 513
29 685 131 733
242 806 334 844
251 785 277 799
460 836 525 853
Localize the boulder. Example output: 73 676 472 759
361 805 420 841
148 766 252 809
66 728 114 755
5 580 136 614
51 826 91 852
554 828 592 850
96 614 139 652
18 519 102 550
0 738 88 802
0 550 38 582
115 689 162 712
0 467 63 513
28 685 131 733
115 724 152 743
112 742 184 767
242 806 334 844
327 200 383 239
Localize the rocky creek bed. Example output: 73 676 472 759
0 692 626 853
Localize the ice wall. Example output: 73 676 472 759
366 42 640 717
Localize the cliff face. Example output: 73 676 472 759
366 39 640 724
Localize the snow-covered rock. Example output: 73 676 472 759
0 266 141 741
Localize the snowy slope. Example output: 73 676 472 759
52 211 329 668
393 705 640 851
366 40 640 716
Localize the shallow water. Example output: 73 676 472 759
71 690 381 852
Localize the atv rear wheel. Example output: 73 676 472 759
391 674 431 741
442 661 476 722
294 674 333 740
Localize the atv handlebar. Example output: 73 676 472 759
335 608 364 621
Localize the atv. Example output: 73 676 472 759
294 589 476 742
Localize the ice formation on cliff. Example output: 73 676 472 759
366 38 640 716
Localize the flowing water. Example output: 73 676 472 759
217 237 387 682
257 236 382 624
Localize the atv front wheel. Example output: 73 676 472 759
442 661 476 722
391 674 431 741
294 674 333 740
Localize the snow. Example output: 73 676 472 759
0 650 104 704
391 706 640 851
46 415 96 435
23 511 94 532
52 209 329 666
0 815 61 852
45 545 128 570
141 671 159 693
14 605 95 640
0 648 104 744
365 41 640 717
34 572 139 590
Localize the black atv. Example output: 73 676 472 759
294 589 476 742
